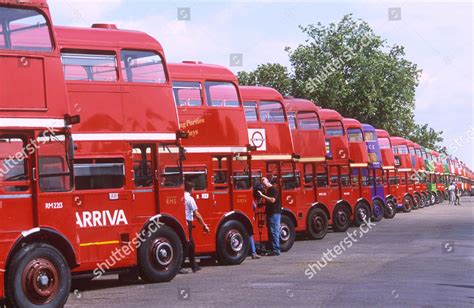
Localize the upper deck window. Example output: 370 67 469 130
347 128 363 142
172 81 203 107
287 112 297 130
244 102 258 122
324 121 344 137
409 147 416 156
0 7 52 52
394 145 408 154
364 131 377 142
259 101 285 123
205 82 240 107
298 111 320 131
378 137 391 149
61 52 118 82
121 50 166 83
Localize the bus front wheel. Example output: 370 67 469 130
6 243 71 308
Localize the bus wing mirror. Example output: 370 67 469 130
65 114 81 126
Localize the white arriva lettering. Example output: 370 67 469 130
76 210 129 228
92 211 103 227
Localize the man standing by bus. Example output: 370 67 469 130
182 182 210 273
258 177 282 256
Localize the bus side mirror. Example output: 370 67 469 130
65 114 81 126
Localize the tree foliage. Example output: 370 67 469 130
237 14 443 150
237 63 292 96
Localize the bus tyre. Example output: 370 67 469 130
354 203 371 227
280 215 296 252
419 194 427 209
437 191 444 204
413 194 421 210
402 196 413 213
306 208 329 240
216 220 249 265
429 192 436 205
138 225 183 283
332 205 350 232
6 243 71 308
371 200 384 222
384 199 397 219
434 191 440 204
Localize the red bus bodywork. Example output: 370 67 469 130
284 98 336 239
406 139 427 208
342 118 376 221
0 1 80 305
169 62 256 263
54 25 190 281
318 109 358 231
240 86 298 251
390 137 417 211
413 142 429 206
375 129 399 216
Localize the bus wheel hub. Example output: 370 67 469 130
153 239 173 267
22 258 59 303
227 230 243 253
280 224 290 241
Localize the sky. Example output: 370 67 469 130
48 0 473 167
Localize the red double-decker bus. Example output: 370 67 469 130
413 142 429 207
55 23 190 286
406 139 427 208
0 1 83 306
374 129 398 218
169 62 255 264
389 137 417 212
284 98 335 239
342 118 381 222
240 86 298 251
319 109 359 231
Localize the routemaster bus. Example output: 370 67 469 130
374 129 399 218
406 139 426 208
361 123 391 221
318 109 358 231
169 62 257 263
55 23 191 287
284 98 344 238
389 137 417 212
0 1 84 306
413 142 429 207
342 118 383 222
240 86 299 252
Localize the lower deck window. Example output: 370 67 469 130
74 159 124 190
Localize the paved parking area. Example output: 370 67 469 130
67 197 474 307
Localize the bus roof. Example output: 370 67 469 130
318 108 342 122
361 123 376 131
342 118 362 129
389 137 408 146
240 86 283 102
0 0 48 7
55 25 165 53
283 98 317 112
168 62 238 83
375 129 390 138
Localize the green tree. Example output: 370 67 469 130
408 123 444 151
237 63 292 96
237 14 443 149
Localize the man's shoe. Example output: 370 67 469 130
192 266 202 273
251 253 261 259
178 269 188 274
267 252 280 256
